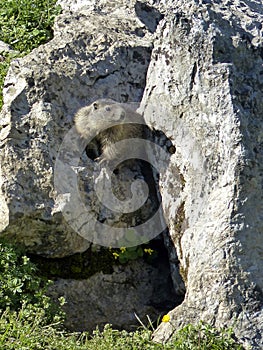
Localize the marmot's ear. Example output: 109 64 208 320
93 102 98 110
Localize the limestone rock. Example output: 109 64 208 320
140 0 263 348
0 41 15 55
48 257 179 332
0 1 155 257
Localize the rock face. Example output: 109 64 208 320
48 256 179 332
141 1 263 348
0 0 154 256
0 0 263 348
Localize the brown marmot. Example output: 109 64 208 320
74 99 143 163
74 99 161 216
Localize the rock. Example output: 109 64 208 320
0 0 155 257
140 0 263 348
0 41 15 55
0 0 179 334
48 257 179 332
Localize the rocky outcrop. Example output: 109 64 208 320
0 0 179 334
0 0 155 256
0 0 262 348
141 1 263 348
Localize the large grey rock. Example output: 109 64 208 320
0 1 155 257
140 0 263 348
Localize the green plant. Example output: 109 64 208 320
167 321 244 350
0 306 78 350
0 316 245 350
0 317 160 350
0 0 61 109
0 240 64 324
0 0 61 53
111 245 156 264
112 246 144 263
86 324 161 350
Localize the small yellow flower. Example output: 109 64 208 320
112 252 119 259
144 248 154 255
120 247 127 253
162 314 170 323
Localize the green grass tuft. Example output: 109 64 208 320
166 321 244 350
0 0 61 53
0 0 61 109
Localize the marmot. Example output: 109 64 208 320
74 98 160 216
74 99 143 163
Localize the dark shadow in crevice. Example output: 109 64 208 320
145 236 185 314
135 1 164 33
80 120 186 316
145 126 186 301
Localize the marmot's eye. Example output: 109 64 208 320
93 102 98 110
120 111 125 120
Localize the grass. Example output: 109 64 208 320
0 3 245 349
0 311 244 350
0 0 61 109
0 240 243 349
0 0 61 53
166 322 243 350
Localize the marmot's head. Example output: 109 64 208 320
74 99 126 138
91 99 126 122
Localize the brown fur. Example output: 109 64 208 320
74 99 143 162
74 99 160 212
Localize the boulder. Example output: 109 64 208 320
48 256 179 332
0 0 155 257
140 1 263 348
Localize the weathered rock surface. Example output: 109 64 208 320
0 0 155 256
140 0 263 348
0 41 15 54
0 0 263 348
48 257 179 332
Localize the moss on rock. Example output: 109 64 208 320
28 246 115 279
